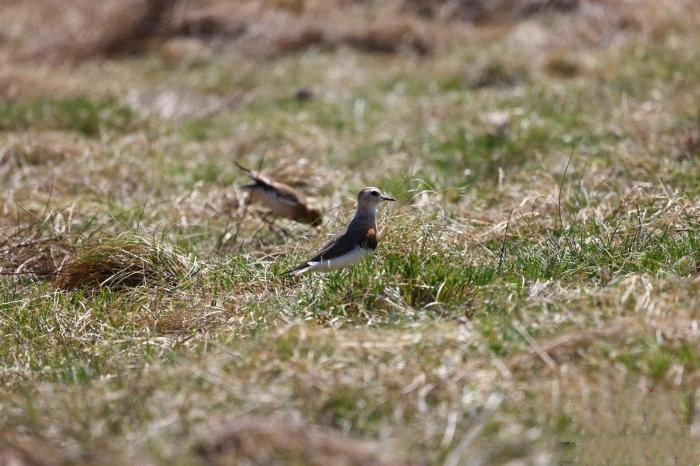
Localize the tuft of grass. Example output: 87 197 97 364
55 234 198 290
381 248 495 308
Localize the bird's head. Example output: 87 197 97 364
357 187 395 209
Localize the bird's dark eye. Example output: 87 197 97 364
371 191 379 197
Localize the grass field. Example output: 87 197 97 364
1 1 699 465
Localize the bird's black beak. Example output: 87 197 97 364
381 195 396 202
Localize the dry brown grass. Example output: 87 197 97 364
0 442 45 466
403 0 579 23
345 20 432 55
0 224 73 278
4 0 674 64
0 132 87 168
54 234 197 290
196 416 414 466
12 0 178 63
173 3 434 57
2 0 433 62
508 324 630 374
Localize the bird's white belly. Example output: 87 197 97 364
251 190 296 217
311 247 370 272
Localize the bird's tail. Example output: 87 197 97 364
284 261 313 276
234 160 257 179
234 161 264 190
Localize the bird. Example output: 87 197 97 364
235 161 322 227
287 187 395 275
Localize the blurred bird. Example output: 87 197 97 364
235 161 322 227
288 187 395 275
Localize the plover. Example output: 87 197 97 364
288 187 395 275
235 161 322 226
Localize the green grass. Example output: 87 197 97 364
1 2 700 465
0 96 136 136
499 226 699 284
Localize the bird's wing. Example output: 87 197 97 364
307 223 376 263
286 223 376 275
269 183 306 206
285 232 354 275
235 161 303 206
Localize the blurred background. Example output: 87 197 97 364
2 0 697 229
1 1 699 466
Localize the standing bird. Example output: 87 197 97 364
288 187 395 275
235 161 322 227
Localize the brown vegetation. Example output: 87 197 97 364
2 0 665 64
196 416 413 466
507 324 629 373
0 442 45 466
403 0 579 22
54 235 197 290
0 224 72 278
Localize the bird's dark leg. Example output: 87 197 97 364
258 211 271 225
252 212 290 240
272 223 291 237
261 213 290 238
